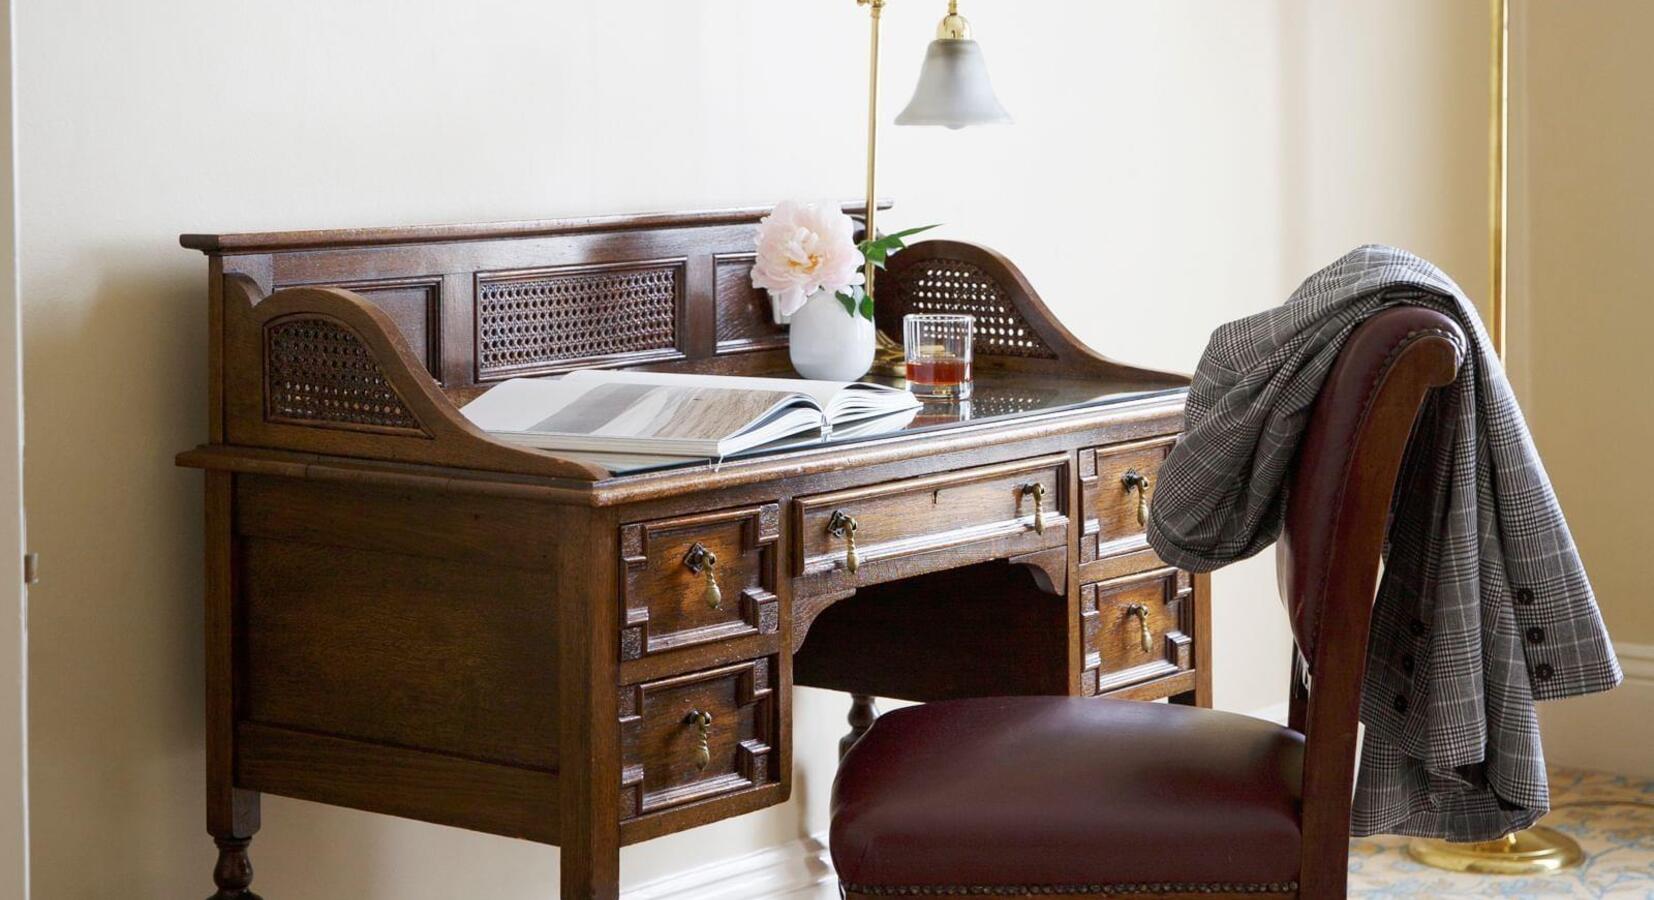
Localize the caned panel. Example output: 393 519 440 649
889 258 1057 359
475 261 685 379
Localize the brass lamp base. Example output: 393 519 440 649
1406 826 1584 875
872 330 907 379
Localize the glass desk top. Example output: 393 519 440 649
573 373 1186 477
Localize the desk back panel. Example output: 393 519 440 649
187 206 877 392
183 204 1181 481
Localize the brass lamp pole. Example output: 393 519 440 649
857 0 887 308
852 0 1012 375
1406 0 1584 876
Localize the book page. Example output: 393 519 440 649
462 378 806 447
563 369 841 410
562 369 918 423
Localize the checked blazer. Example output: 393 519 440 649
1146 245 1621 841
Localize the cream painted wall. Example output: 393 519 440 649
14 1 1485 897
1510 0 1654 645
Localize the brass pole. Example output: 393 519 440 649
1490 0 1509 357
1408 5 1583 873
861 0 885 304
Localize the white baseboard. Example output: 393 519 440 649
624 834 835 900
1539 640 1654 779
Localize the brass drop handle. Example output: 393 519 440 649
1126 603 1154 653
685 710 714 771
828 510 860 573
1121 469 1151 526
1022 482 1046 535
683 542 721 609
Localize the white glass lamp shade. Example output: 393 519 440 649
894 39 1013 130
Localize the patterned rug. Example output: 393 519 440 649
1350 767 1654 898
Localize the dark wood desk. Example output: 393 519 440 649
176 206 1209 900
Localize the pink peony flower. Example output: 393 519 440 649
751 200 865 317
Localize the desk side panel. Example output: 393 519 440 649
230 474 565 840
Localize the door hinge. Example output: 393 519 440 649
23 553 37 585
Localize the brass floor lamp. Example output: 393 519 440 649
1406 0 1584 876
852 0 1012 376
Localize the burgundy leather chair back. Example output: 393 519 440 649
1274 305 1463 895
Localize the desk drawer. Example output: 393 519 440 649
1079 437 1174 562
618 657 780 820
1080 568 1194 695
793 454 1068 587
619 505 781 663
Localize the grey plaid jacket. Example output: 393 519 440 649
1146 245 1621 841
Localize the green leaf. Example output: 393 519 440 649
858 293 875 321
836 290 857 316
885 223 942 241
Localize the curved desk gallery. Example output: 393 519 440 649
175 204 1209 900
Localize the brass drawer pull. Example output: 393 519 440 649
1125 603 1154 653
1022 482 1047 535
682 542 722 609
828 510 860 573
1121 469 1151 526
684 710 714 771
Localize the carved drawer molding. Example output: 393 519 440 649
618 657 779 819
263 315 427 436
1080 567 1195 696
619 505 782 662
792 454 1069 595
1079 436 1174 563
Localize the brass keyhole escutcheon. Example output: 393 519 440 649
683 543 721 609
1126 603 1154 653
685 710 714 771
1122 469 1151 526
828 510 860 573
1022 482 1047 535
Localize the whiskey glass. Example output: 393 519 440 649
903 313 974 401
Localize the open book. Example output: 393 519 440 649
461 370 923 458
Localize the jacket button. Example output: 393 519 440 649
1515 588 1535 605
1526 627 1545 644
1401 654 1416 675
1534 663 1554 681
1409 619 1427 637
1393 694 1409 713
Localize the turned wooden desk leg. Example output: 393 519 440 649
209 833 262 900
839 694 880 760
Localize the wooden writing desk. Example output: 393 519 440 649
176 205 1210 900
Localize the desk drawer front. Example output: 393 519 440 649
1079 437 1173 562
1081 568 1194 695
793 454 1068 584
619 658 780 819
619 505 781 662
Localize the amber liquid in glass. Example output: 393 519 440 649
906 356 973 399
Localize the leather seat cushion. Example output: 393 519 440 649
830 696 1305 891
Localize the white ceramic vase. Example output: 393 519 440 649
787 290 875 382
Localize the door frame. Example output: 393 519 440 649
0 0 29 894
